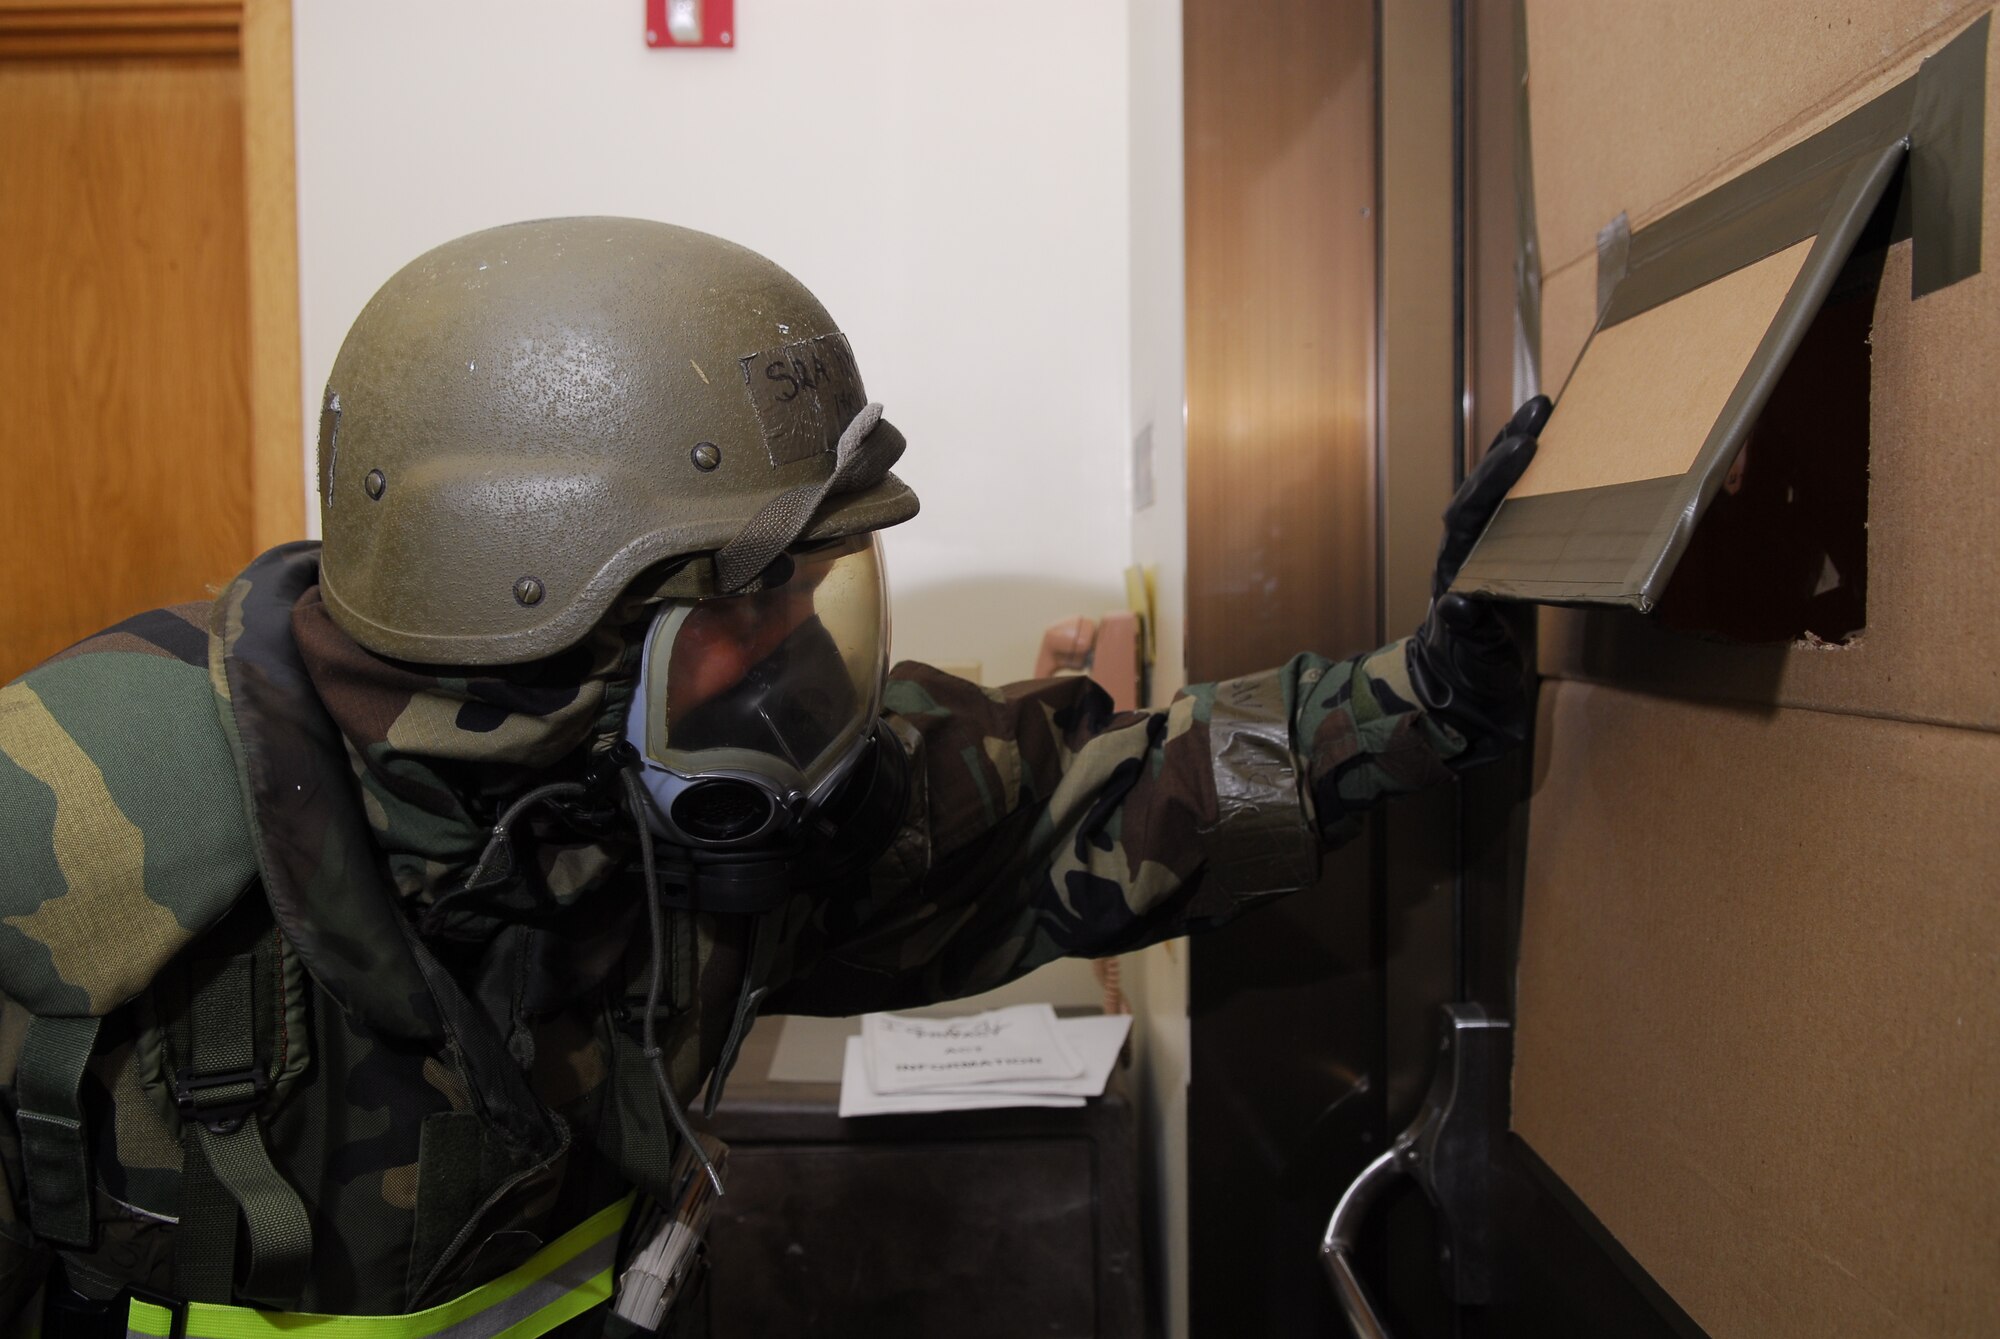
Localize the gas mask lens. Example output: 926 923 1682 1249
626 534 888 848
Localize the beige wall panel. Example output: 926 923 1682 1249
1525 0 1988 275
1540 229 2000 731
1515 680 2000 1338
1536 251 1595 395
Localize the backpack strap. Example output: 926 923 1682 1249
171 953 312 1308
702 913 775 1121
15 1013 104 1247
601 1019 682 1200
598 907 710 1200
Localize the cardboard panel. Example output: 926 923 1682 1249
1515 680 2000 1339
1534 16 2000 729
1525 0 1986 276
1537 254 1596 393
1539 236 2000 732
1513 239 1813 498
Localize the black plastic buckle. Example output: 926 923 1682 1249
122 1288 190 1339
612 997 681 1038
172 1065 268 1135
582 740 641 794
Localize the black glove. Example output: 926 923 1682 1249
1405 395 1551 752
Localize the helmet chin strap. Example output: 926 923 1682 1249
713 402 898 592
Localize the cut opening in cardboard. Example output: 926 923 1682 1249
1652 242 1883 646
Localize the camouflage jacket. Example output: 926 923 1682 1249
0 543 1471 1325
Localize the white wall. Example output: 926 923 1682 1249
1123 1 1190 1335
293 0 1134 686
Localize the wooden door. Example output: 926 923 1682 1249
0 0 301 680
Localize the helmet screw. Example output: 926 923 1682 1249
690 442 722 472
513 576 545 607
364 469 386 500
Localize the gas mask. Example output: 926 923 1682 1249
624 534 890 858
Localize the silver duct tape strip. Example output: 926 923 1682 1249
1601 84 1916 330
1594 212 1631 324
1597 13 1985 331
1513 0 1543 400
1200 669 1318 898
1450 475 1682 608
1912 12 1989 297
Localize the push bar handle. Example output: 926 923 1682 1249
1320 1143 1416 1339
1319 1003 1510 1339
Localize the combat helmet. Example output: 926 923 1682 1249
316 217 918 666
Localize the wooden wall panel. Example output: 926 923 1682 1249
1183 2 1380 1334
0 56 251 670
240 0 301 554
1185 0 1378 678
0 4 238 59
0 0 300 679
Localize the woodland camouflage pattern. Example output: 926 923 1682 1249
0 543 1470 1327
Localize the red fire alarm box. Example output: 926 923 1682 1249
647 0 734 48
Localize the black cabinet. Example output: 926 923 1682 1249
701 1017 1145 1339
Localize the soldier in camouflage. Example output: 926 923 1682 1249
0 218 1546 1336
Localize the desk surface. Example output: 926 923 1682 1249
710 1012 1135 1142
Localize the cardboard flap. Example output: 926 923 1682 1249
1454 14 1987 611
1452 143 1904 611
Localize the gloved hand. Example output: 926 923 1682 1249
1405 395 1552 752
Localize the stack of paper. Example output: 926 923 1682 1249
838 1003 1133 1118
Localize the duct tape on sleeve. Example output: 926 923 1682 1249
1198 668 1319 900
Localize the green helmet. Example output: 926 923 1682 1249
316 217 918 665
